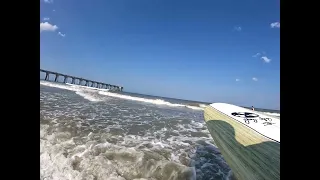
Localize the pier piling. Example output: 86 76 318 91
40 69 123 92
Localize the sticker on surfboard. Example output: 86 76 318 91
210 103 280 143
230 112 274 126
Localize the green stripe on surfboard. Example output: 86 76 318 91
204 105 280 180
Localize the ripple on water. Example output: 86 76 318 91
40 84 232 180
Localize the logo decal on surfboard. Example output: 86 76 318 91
231 112 274 126
209 103 280 142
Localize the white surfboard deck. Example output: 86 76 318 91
210 103 280 143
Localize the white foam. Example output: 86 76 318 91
199 104 208 108
98 91 204 110
41 81 104 102
40 81 77 91
99 91 182 106
261 112 280 117
66 83 203 111
41 81 233 179
66 83 110 92
40 124 198 180
190 120 204 129
41 81 203 110
41 81 280 116
186 105 204 110
75 91 101 102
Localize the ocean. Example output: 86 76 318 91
40 80 280 180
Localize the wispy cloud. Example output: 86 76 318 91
43 17 50 21
53 9 56 12
44 0 53 3
40 22 58 32
58 32 66 37
253 53 271 63
252 53 261 58
252 77 258 81
261 56 271 63
236 79 240 82
270 22 280 28
234 26 242 31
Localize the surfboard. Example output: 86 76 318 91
204 103 280 180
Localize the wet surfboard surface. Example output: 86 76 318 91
204 103 280 180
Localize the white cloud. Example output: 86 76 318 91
252 53 261 58
234 26 242 31
58 32 66 37
40 22 58 32
44 0 53 3
270 22 280 28
43 17 50 21
261 56 271 63
252 77 258 81
236 79 240 82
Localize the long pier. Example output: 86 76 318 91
40 69 123 92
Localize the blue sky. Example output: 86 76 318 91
40 0 280 110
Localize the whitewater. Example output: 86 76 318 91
40 80 279 180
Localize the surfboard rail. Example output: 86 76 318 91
204 103 280 180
